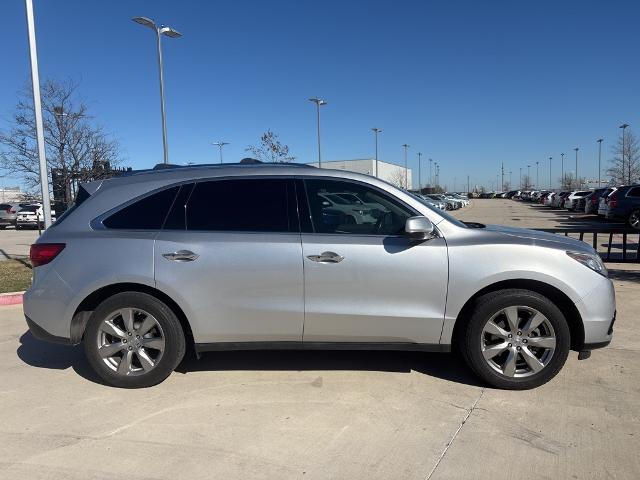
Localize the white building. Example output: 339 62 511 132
0 186 24 203
306 159 413 188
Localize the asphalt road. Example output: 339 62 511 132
0 199 638 479
0 228 38 260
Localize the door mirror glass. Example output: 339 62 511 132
404 216 435 240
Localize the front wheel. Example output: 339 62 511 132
460 289 570 390
84 292 186 388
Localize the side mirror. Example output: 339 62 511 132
404 216 435 240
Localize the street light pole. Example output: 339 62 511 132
527 165 531 187
560 153 565 187
596 139 603 187
620 124 629 184
309 97 327 168
519 167 522 188
536 161 539 188
372 127 381 177
402 144 410 189
549 157 552 190
212 141 229 163
574 147 579 188
509 170 512 189
132 17 182 165
429 158 433 187
25 0 52 228
417 152 422 191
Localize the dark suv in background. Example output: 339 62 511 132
605 184 640 230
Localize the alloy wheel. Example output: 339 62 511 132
481 306 556 378
96 308 166 376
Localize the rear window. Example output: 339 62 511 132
0 204 12 210
103 186 179 230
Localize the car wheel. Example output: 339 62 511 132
84 292 186 388
627 209 640 231
15 225 22 230
0 226 5 230
460 289 570 390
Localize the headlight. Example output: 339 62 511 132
566 251 608 277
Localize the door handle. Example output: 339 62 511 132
306 251 344 263
162 250 199 262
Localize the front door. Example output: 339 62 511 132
154 178 304 344
300 178 448 345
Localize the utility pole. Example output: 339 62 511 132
212 141 229 163
402 144 410 189
561 153 565 187
372 127 382 177
25 0 52 228
620 124 629 183
549 157 552 189
574 147 579 188
309 97 327 167
596 139 603 187
417 152 422 192
429 158 433 187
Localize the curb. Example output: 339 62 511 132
0 291 25 306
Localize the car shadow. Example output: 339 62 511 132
16 331 484 388
607 269 640 283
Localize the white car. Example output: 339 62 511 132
598 188 616 216
16 204 56 229
565 191 592 211
544 192 556 206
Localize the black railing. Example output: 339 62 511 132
535 228 640 263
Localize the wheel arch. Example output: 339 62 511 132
70 282 195 350
450 279 585 352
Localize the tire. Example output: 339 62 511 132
84 292 186 388
15 225 22 230
627 209 640 231
460 289 570 390
0 226 6 230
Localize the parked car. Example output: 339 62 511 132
584 188 609 215
552 191 570 209
564 191 592 211
0 203 19 229
605 184 640 230
598 188 616 217
543 192 556 207
25 163 615 389
415 194 446 211
16 204 56 229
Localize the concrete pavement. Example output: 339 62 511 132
0 228 38 260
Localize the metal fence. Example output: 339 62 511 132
536 228 640 263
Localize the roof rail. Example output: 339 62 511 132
116 159 315 177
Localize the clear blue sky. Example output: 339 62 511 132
1 0 639 191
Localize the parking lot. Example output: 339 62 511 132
0 199 638 479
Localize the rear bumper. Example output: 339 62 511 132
25 315 71 345
0 218 15 226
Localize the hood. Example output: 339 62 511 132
482 224 594 253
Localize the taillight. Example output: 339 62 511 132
30 243 65 267
609 192 618 209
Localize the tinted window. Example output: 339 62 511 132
162 183 194 230
627 187 640 197
304 179 414 235
185 178 293 232
103 186 179 229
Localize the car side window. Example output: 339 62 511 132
103 186 179 230
304 179 414 235
627 187 640 197
185 178 295 232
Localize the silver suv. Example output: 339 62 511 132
24 163 616 389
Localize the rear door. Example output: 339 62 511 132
154 177 304 344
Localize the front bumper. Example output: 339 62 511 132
576 277 616 349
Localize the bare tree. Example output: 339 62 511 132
607 129 640 185
0 79 122 206
387 166 407 188
246 130 295 163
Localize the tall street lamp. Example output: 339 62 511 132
574 147 579 188
527 164 531 186
417 152 422 191
309 97 327 167
25 0 52 227
132 16 182 165
560 153 565 187
509 170 512 189
372 127 382 177
536 161 539 188
429 158 433 187
519 167 522 188
620 123 629 183
596 139 603 187
549 157 552 189
212 141 229 163
402 144 410 189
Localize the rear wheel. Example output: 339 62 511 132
461 289 570 389
628 209 640 231
84 292 186 388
